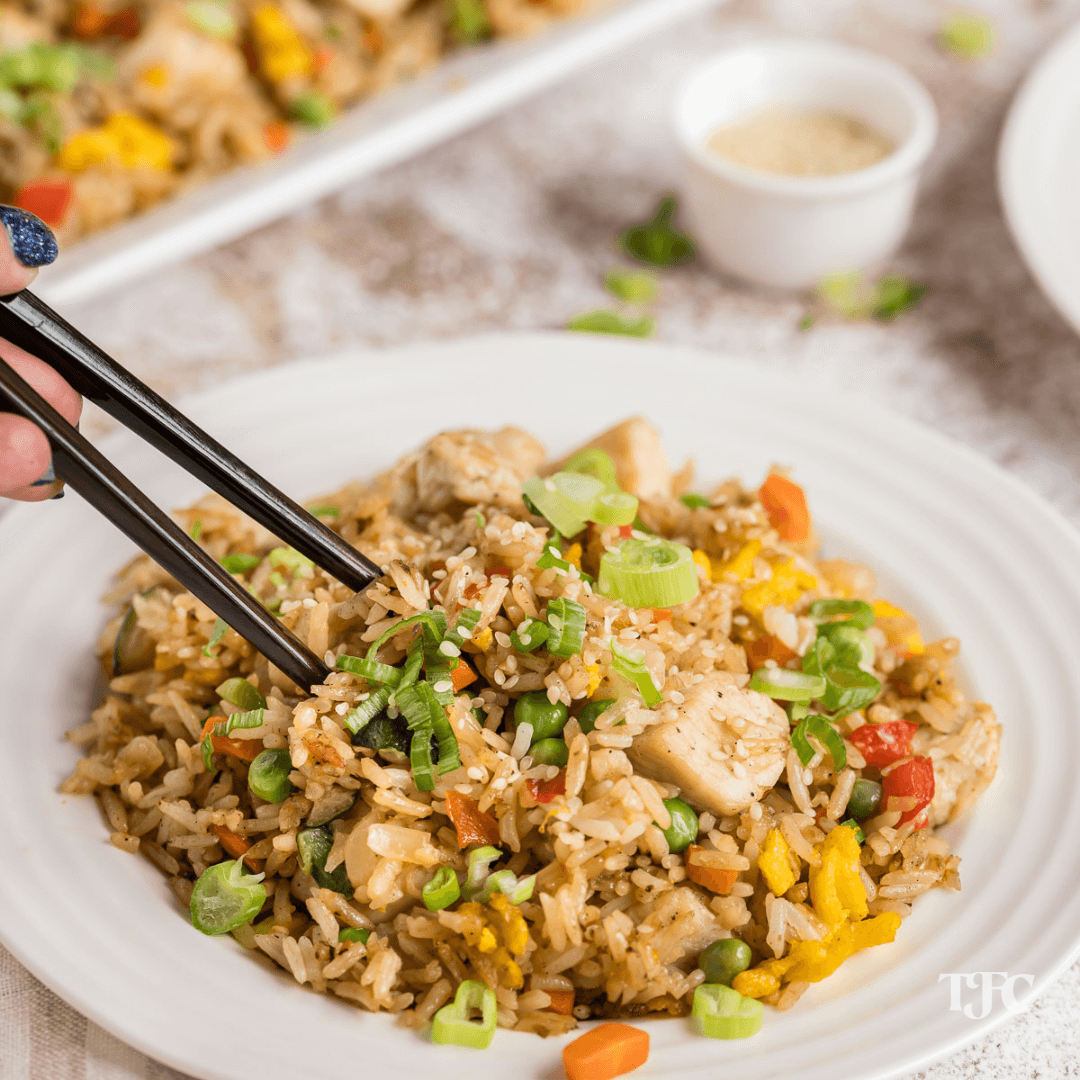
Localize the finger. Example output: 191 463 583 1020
0 337 83 501
0 205 59 293
0 413 55 500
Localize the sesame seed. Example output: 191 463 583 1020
439 641 460 657
433 680 453 693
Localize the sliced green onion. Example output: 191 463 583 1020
506 873 536 904
563 448 620 494
809 599 875 629
269 572 286 590
190 860 266 935
791 717 814 766
216 677 267 711
510 617 549 654
939 12 994 60
567 310 655 338
536 541 573 574
211 708 265 740
185 0 237 37
221 552 262 575
788 700 809 722
395 681 460 779
621 195 696 268
792 716 847 770
288 89 334 129
820 622 875 671
461 845 501 901
749 667 826 702
523 472 605 537
336 653 403 687
339 927 370 944
680 493 710 510
545 597 587 658
248 748 294 803
422 866 461 911
269 546 314 575
190 519 203 542
604 267 659 304
342 685 392 737
598 538 699 608
591 491 639 526
692 984 763 1040
364 612 443 664
203 617 228 658
201 725 216 771
296 825 350 893
819 666 881 719
610 639 662 707
445 608 482 648
431 980 498 1049
307 504 339 518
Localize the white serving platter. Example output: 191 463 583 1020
33 0 726 309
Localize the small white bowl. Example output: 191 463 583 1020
673 39 938 289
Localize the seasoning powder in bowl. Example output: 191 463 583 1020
707 108 894 177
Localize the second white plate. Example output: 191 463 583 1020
1 333 1079 1080
999 17 1080 338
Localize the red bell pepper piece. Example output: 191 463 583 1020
13 178 74 228
525 770 566 804
882 755 935 828
848 719 919 767
445 790 501 847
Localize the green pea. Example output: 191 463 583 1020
575 698 616 734
847 778 882 821
659 797 698 853
338 927 370 944
514 691 568 741
699 938 753 986
248 748 294 803
530 738 569 767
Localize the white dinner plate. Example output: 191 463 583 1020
999 17 1080 338
1 333 1079 1080
32 0 725 309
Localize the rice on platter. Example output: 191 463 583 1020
63 417 1001 1053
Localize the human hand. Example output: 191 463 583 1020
0 206 82 502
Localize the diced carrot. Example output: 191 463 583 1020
758 472 811 544
649 608 672 622
70 1 110 38
547 989 575 1015
108 5 140 39
685 845 738 894
200 717 263 763
211 825 262 870
13 178 74 228
263 120 291 154
618 524 633 539
445 790 502 847
525 770 566 805
450 660 478 693
313 45 333 73
743 634 798 671
563 1022 649 1080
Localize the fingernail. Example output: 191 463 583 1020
0 206 59 268
30 461 56 487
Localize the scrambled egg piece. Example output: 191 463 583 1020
873 599 925 657
692 549 712 582
459 894 529 989
741 559 817 619
735 825 901 998
60 114 174 172
251 4 313 82
757 828 796 897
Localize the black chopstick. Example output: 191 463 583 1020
0 353 333 690
0 290 381 594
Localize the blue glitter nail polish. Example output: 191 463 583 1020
0 206 59 268
30 461 56 487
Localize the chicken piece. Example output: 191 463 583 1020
916 702 1001 826
550 417 671 500
628 672 789 816
388 427 546 516
342 0 415 20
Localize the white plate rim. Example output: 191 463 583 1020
1 331 1078 1080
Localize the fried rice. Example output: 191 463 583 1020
62 417 1001 1038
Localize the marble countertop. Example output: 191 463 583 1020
5 0 1080 1075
